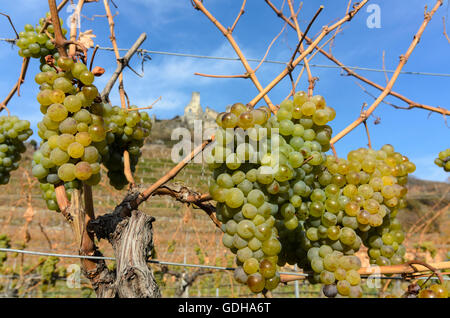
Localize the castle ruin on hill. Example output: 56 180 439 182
181 92 218 129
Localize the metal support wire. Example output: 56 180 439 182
1 38 450 78
1 247 448 281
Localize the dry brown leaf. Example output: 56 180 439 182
23 204 34 223
79 29 96 49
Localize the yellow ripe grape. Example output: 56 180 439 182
343 184 358 198
310 95 326 109
47 103 68 122
382 175 396 186
345 201 359 217
346 171 360 185
312 109 329 126
230 103 247 117
74 161 92 180
48 135 59 149
252 109 268 126
290 105 301 120
337 280 351 296
50 147 70 166
327 162 339 174
369 177 383 192
385 156 397 168
358 184 373 199
67 142 84 158
384 197 398 208
75 132 92 147
348 160 362 172
58 133 75 151
243 258 259 275
363 199 380 214
334 268 347 281
63 95 82 112
57 163 76 182
50 89 66 104
429 284 449 298
324 106 336 121
301 101 316 116
346 270 361 286
356 210 370 225
293 91 308 106
37 89 53 106
361 158 376 173
404 161 416 173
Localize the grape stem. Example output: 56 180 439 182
0 12 19 39
68 0 85 58
39 0 69 34
330 0 444 145
286 1 321 98
229 0 247 34
127 96 162 112
48 0 68 58
444 17 450 44
89 45 100 71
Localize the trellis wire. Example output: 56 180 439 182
1 38 450 78
1 247 448 281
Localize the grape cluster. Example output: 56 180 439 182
209 92 337 294
298 145 415 297
0 116 33 185
434 148 450 172
32 57 104 201
210 92 417 297
209 103 282 293
309 250 363 298
101 105 152 189
16 14 67 59
38 180 80 212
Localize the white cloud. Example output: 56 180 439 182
104 41 248 118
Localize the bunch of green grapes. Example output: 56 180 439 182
210 103 283 293
38 180 80 212
32 57 105 200
305 247 363 298
323 145 414 265
16 13 67 59
101 105 152 189
434 148 450 172
0 116 33 185
210 92 337 294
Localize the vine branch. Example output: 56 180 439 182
330 0 443 145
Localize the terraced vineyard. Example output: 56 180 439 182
0 143 448 297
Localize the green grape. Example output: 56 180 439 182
57 163 76 182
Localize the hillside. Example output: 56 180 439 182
0 142 448 297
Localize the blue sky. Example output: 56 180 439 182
0 0 449 182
